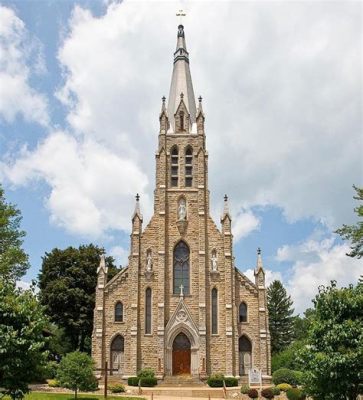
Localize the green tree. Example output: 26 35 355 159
267 280 295 353
336 185 363 259
56 351 97 399
300 281 363 400
38 244 118 352
293 308 315 341
0 184 29 280
0 281 48 399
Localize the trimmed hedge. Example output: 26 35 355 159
140 377 157 387
277 383 292 391
286 388 306 400
271 386 281 395
272 368 302 386
108 383 125 393
247 388 259 399
137 368 155 378
225 377 238 387
207 375 238 387
128 377 140 386
261 388 274 399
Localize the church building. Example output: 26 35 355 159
92 24 271 383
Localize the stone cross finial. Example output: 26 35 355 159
179 284 184 298
198 96 202 103
176 10 186 26
136 193 140 202
257 247 261 255
224 194 228 202
162 96 166 104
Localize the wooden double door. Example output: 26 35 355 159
172 332 191 375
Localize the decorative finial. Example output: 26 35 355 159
180 92 184 99
224 194 228 202
198 96 203 103
162 96 166 104
176 9 186 28
179 284 184 299
136 193 140 202
257 247 261 255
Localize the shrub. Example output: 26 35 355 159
247 388 259 399
127 377 140 386
261 387 274 399
46 379 60 388
241 384 250 394
140 377 157 387
137 368 155 378
276 383 292 391
108 383 125 393
45 361 59 379
207 374 224 387
224 377 238 387
272 368 301 386
271 386 281 395
286 388 306 400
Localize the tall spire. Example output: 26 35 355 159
167 24 197 131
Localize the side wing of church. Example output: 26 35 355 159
92 24 271 383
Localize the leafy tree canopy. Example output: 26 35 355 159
300 281 363 400
0 281 48 399
56 351 97 399
336 185 363 259
267 280 295 354
38 244 118 352
0 184 29 280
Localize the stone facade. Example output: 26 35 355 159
92 24 271 382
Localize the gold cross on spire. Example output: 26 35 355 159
176 9 186 25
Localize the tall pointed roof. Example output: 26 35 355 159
167 25 197 130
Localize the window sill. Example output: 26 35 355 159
239 322 249 325
114 321 125 324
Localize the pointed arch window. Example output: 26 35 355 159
145 288 152 334
239 335 252 375
173 241 190 295
115 302 123 322
211 288 218 334
185 147 193 187
171 146 178 187
111 335 124 375
239 302 247 323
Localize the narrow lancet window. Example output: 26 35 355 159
185 147 193 187
145 288 152 334
115 302 123 322
180 111 185 131
173 241 190 294
171 146 178 187
212 288 218 334
239 302 247 323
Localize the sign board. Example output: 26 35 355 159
248 368 262 385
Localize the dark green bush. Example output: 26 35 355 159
137 368 155 378
224 377 238 387
140 377 157 387
271 386 281 395
272 368 301 386
247 388 259 399
286 388 306 400
127 376 139 386
241 384 250 394
207 374 224 387
261 387 274 399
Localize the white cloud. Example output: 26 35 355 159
0 5 48 125
232 209 260 242
277 235 362 314
16 280 32 291
109 245 129 268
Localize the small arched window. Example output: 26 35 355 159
115 302 123 322
239 302 247 323
171 146 178 187
173 241 190 294
211 288 218 334
185 147 193 187
145 288 152 334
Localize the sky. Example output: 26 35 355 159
0 0 362 314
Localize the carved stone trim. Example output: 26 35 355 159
176 219 188 235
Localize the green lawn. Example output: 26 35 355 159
3 393 145 400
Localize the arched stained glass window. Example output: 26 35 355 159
173 241 190 295
185 147 193 187
211 288 218 334
145 288 152 334
115 302 123 322
239 302 247 323
171 146 178 187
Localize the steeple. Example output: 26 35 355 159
167 25 197 131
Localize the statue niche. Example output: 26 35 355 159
144 249 154 280
177 197 188 235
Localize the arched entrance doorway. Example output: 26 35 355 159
172 332 191 375
239 335 252 376
110 335 124 375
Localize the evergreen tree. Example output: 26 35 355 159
38 244 118 352
267 280 295 353
0 184 29 281
336 185 363 259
